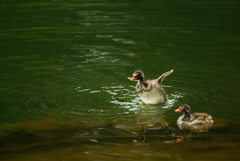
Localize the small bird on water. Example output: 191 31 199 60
175 104 214 130
130 69 173 104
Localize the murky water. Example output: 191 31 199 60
0 0 240 160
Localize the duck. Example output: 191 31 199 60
175 104 213 131
130 69 173 104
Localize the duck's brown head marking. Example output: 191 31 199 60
175 104 191 115
131 70 144 81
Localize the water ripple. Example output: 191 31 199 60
101 83 184 112
112 38 137 45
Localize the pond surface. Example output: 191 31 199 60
0 0 240 160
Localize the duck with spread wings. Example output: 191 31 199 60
130 69 173 104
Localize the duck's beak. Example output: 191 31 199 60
131 76 137 81
175 109 182 112
176 138 183 143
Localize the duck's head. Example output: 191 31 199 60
131 70 144 81
175 104 191 115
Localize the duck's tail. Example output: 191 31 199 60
157 69 174 83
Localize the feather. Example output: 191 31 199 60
157 69 174 83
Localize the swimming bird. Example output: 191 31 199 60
130 69 173 104
175 104 213 130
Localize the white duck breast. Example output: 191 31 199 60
139 87 165 104
136 80 167 104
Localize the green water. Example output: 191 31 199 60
0 0 240 160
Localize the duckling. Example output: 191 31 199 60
175 104 213 131
130 69 173 104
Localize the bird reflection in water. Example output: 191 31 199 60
115 105 169 145
133 115 168 145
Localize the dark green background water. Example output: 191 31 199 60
0 0 240 160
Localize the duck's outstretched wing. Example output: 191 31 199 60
157 69 174 83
